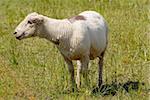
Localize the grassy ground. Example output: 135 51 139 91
0 0 150 99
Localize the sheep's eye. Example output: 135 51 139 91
27 21 32 24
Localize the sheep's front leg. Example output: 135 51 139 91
64 57 76 91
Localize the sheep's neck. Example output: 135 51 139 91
38 16 72 45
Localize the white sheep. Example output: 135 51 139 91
14 11 108 91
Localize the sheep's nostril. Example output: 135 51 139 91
13 32 17 35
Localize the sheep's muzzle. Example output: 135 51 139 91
15 32 25 40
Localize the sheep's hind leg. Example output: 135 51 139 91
76 60 81 89
64 57 77 92
98 52 105 88
80 56 90 88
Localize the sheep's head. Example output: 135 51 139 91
14 12 43 40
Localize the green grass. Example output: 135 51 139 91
0 0 150 99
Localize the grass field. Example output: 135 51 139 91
0 0 150 99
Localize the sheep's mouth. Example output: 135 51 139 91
16 32 25 40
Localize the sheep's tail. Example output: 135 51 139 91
104 20 109 51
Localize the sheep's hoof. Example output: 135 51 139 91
63 87 78 94
92 86 100 94
72 87 78 92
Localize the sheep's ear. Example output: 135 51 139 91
30 15 43 24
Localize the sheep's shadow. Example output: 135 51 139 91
92 81 145 96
